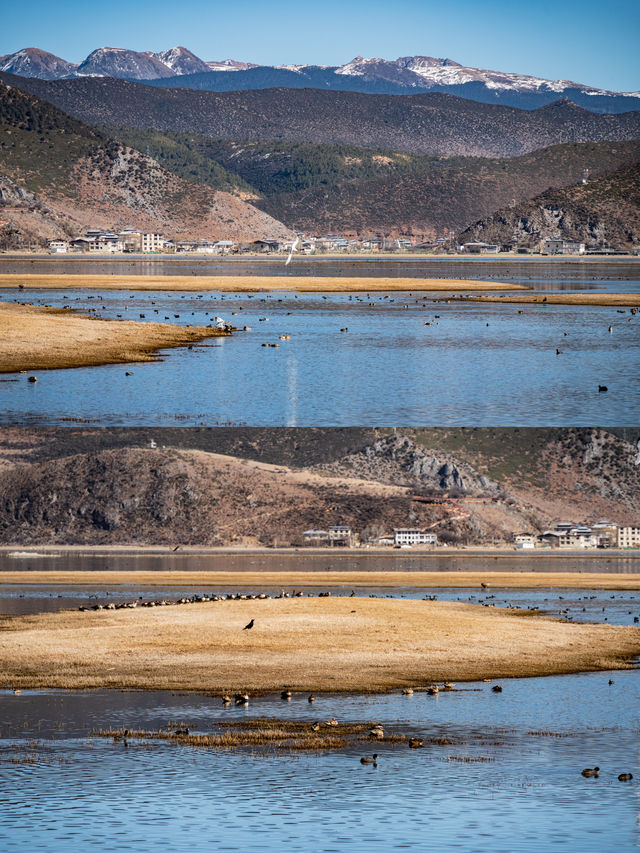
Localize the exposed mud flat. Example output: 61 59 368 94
0 301 225 372
0 273 526 292
1 596 639 692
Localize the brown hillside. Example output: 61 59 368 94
459 160 640 248
0 82 293 244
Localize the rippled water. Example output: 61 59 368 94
1 571 638 850
1 278 638 425
2 584 639 626
1 669 638 852
3 255 640 288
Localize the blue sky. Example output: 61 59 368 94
2 0 639 91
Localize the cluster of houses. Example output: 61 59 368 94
46 230 635 256
302 520 640 550
515 521 640 550
302 526 438 548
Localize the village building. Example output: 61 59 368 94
393 529 438 547
328 525 352 546
514 533 536 549
618 526 640 548
591 520 618 548
251 239 283 253
463 242 500 254
141 233 165 253
48 239 68 253
302 529 330 544
543 238 586 255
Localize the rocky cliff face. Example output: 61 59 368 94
315 434 505 496
459 160 640 248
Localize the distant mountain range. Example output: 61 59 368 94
0 46 638 113
2 68 640 248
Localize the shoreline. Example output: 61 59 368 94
0 273 526 292
2 570 640 590
0 301 226 373
462 293 640 307
0 543 637 558
1 597 638 692
1 252 638 262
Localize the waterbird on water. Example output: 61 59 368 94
360 754 378 765
618 773 633 781
581 767 599 778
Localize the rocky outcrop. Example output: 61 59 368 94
316 434 505 496
459 160 640 249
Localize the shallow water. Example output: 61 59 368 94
1 584 638 625
3 255 640 289
1 286 639 425
2 550 639 574
0 669 638 852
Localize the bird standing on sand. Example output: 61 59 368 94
243 619 255 630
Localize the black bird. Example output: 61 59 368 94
243 619 255 630
598 385 608 392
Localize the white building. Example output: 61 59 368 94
141 233 165 253
543 238 586 255
328 525 352 546
48 240 68 254
393 529 438 547
618 526 640 548
515 534 536 549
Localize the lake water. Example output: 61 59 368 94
1 283 639 425
2 550 639 575
1 583 638 625
3 255 640 289
1 563 638 850
1 669 638 851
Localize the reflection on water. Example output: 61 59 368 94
0 283 638 425
2 550 638 575
2 256 640 289
0 669 638 852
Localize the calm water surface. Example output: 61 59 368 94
3 255 640 288
0 670 638 852
1 283 639 425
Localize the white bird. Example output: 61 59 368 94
285 238 299 266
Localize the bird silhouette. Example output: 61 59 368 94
243 619 255 630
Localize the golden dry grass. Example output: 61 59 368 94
2 569 639 590
0 273 526 293
463 293 640 307
0 301 225 372
1 597 638 692
96 720 379 752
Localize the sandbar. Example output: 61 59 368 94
2 570 640 590
0 273 527 293
461 293 640 307
0 301 226 373
1 597 638 692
